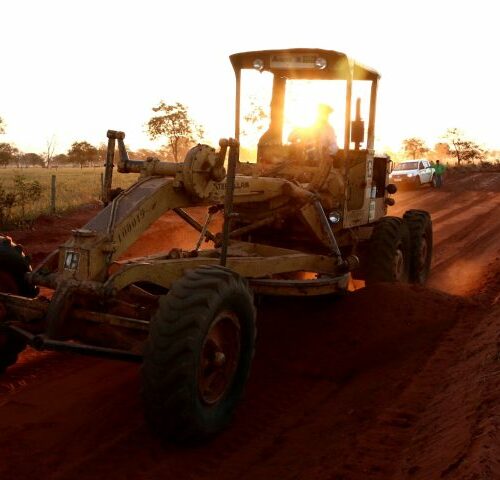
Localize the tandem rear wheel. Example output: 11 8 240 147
353 212 432 286
366 216 411 284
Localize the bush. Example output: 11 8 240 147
0 184 16 226
0 175 43 227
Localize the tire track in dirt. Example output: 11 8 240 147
324 298 482 479
395 304 500 479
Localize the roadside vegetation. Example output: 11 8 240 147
0 168 139 228
0 102 202 229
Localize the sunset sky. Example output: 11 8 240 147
1 0 499 156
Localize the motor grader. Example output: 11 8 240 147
0 49 432 442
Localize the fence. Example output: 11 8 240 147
0 167 138 224
48 173 105 214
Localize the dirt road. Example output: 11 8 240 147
1 172 499 480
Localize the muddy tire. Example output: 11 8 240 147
0 236 37 373
403 210 433 284
0 330 26 373
0 236 37 297
142 265 256 443
366 217 410 285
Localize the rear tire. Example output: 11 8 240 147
142 265 256 443
366 217 410 285
403 210 433 284
0 236 37 373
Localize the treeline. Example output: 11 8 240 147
395 128 499 165
0 101 204 169
0 141 175 169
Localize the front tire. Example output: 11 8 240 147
366 217 410 285
0 236 37 373
142 266 256 443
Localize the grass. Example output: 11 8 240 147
0 167 139 225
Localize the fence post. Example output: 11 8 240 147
50 175 56 214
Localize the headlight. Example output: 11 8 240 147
252 58 264 71
328 211 341 224
315 57 327 70
407 173 415 177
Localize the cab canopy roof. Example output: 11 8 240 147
230 48 380 81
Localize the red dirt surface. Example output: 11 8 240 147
1 172 500 480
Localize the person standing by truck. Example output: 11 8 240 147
432 159 446 188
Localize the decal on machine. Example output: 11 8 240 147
116 208 146 243
64 251 80 270
213 181 250 192
209 181 252 200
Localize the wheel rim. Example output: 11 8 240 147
393 247 405 281
198 310 241 405
0 271 19 294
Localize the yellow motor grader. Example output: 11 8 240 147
0 49 432 442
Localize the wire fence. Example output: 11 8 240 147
0 167 138 224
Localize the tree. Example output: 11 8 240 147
44 135 57 168
434 142 451 158
21 153 44 167
96 142 108 166
242 97 268 137
402 137 428 159
443 128 485 164
146 101 204 162
52 153 69 168
133 148 168 161
68 141 98 168
0 143 18 167
0 117 5 135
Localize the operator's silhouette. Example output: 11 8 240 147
288 104 339 155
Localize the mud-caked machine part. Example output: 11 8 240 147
142 265 256 443
366 217 411 285
182 144 227 200
403 210 433 284
0 236 38 373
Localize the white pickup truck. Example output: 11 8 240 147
389 160 434 187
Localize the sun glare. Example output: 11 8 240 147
238 71 375 159
283 80 347 146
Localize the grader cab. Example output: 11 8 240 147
0 49 432 442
